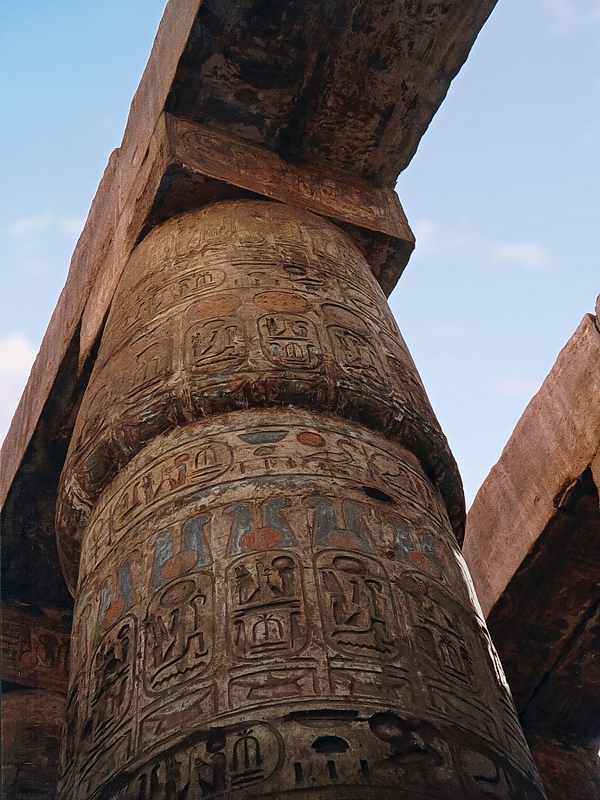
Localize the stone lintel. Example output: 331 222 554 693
463 309 600 618
166 115 413 241
2 604 71 694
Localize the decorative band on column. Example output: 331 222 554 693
59 409 543 800
57 201 462 590
57 199 544 799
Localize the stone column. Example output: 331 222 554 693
1 605 70 800
56 201 544 799
2 690 66 800
528 734 600 800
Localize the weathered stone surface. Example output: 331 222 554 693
57 201 462 590
483 470 600 721
60 412 540 800
165 0 498 183
2 689 66 800
464 304 600 797
463 310 600 618
2 604 71 694
57 200 543 799
527 734 600 800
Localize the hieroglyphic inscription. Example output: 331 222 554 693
1 607 70 692
316 552 398 660
76 410 452 577
59 201 461 570
57 198 542 799
186 317 246 372
61 409 543 799
83 617 136 750
95 722 283 800
227 551 306 659
145 573 214 692
258 313 322 370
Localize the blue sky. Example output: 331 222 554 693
1 0 598 506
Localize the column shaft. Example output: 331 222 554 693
57 201 544 799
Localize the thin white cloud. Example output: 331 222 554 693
491 241 550 270
411 217 475 260
8 214 52 239
541 0 600 33
0 333 38 445
59 217 86 237
413 219 437 255
5 213 84 274
490 371 538 400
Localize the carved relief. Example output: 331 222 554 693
227 551 306 659
258 313 322 369
151 515 211 589
169 268 227 304
95 722 283 800
399 572 477 690
1 607 70 693
83 617 135 749
330 666 411 703
316 551 398 659
328 323 387 389
112 441 233 534
145 573 214 692
138 687 217 751
172 116 407 238
185 317 246 373
75 410 455 579
307 496 376 552
226 497 296 555
56 197 540 798
228 667 317 707
58 202 463 566
130 336 173 395
96 560 137 632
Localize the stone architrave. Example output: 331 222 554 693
56 202 545 799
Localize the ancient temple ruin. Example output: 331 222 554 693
2 2 598 799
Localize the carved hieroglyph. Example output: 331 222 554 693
57 202 461 587
57 202 544 799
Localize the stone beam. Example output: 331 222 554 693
463 303 600 618
463 299 600 797
1 0 497 515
